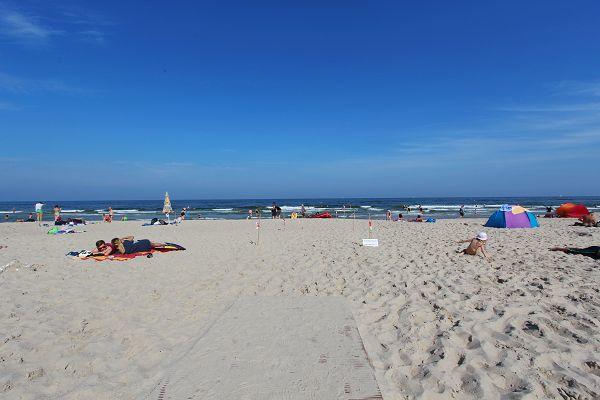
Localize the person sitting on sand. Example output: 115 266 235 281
575 213 597 227
91 240 115 256
458 232 490 259
174 211 186 224
111 236 168 254
550 246 599 260
397 213 404 221
412 214 424 222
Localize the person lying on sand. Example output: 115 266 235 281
574 213 597 227
111 236 168 254
549 246 599 260
91 240 115 256
458 232 490 259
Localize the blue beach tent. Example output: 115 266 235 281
485 205 539 228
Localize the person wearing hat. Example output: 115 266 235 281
458 232 490 259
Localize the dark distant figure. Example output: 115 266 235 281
397 213 404 221
271 203 278 219
4 214 8 221
459 205 465 218
546 206 553 213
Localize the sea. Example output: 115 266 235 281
1 197 599 222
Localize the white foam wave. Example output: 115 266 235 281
0 210 22 213
212 208 235 212
61 209 85 213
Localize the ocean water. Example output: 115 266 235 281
1 197 599 222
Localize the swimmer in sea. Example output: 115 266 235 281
458 232 490 260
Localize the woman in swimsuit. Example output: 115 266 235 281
111 236 167 254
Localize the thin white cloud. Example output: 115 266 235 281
551 80 600 97
0 100 19 110
0 3 110 46
0 71 85 95
496 103 600 112
79 29 106 44
0 8 60 42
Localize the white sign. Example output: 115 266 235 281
362 239 379 247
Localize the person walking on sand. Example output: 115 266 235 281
248 209 253 219
300 204 306 218
458 232 490 260
386 210 392 220
35 202 44 226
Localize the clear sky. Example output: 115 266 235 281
1 1 599 200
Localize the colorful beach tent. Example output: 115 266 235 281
485 205 539 228
555 203 590 218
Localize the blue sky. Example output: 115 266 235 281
1 1 599 200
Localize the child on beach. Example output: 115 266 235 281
458 232 490 259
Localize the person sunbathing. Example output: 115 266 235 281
111 236 168 254
412 214 424 222
458 232 490 259
91 240 115 256
575 214 597 227
550 246 599 260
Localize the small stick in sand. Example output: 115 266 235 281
256 212 261 245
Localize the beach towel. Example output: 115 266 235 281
48 227 83 234
75 243 185 261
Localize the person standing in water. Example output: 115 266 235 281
459 205 465 218
35 202 44 226
53 205 61 222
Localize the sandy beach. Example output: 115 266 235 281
1 218 599 399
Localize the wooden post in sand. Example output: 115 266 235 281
256 213 261 245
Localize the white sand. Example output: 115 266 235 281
1 218 599 399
